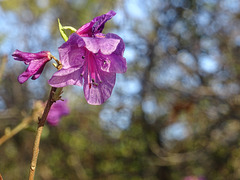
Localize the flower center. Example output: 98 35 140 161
87 51 101 89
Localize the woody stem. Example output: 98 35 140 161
28 87 58 180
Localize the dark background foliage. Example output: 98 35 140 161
1 0 240 179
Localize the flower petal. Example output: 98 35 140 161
91 10 116 34
32 61 48 80
82 37 120 55
48 67 84 87
12 50 50 62
97 33 127 73
18 72 31 84
76 22 92 37
105 33 125 56
83 69 116 105
59 33 86 69
98 54 127 73
76 10 116 36
18 58 49 84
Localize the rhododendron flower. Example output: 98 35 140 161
47 100 70 126
49 10 127 105
12 50 51 84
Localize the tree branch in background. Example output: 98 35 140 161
0 101 44 146
0 55 7 84
0 117 32 146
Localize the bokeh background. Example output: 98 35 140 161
1 0 240 179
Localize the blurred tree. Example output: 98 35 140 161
1 0 240 179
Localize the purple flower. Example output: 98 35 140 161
184 176 206 180
47 100 70 126
12 50 51 84
49 10 127 105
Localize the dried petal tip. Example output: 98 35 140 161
12 50 52 84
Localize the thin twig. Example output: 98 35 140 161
0 55 7 84
0 101 44 146
0 100 45 146
28 87 57 180
0 117 32 146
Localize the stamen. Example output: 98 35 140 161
86 51 103 88
52 63 58 68
57 64 62 70
93 82 99 86
50 54 62 70
91 78 98 86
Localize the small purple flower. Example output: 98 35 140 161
49 10 127 105
12 50 51 84
184 176 206 180
47 100 70 126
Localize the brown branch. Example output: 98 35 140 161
28 87 57 180
0 101 44 146
0 55 7 84
0 117 32 146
